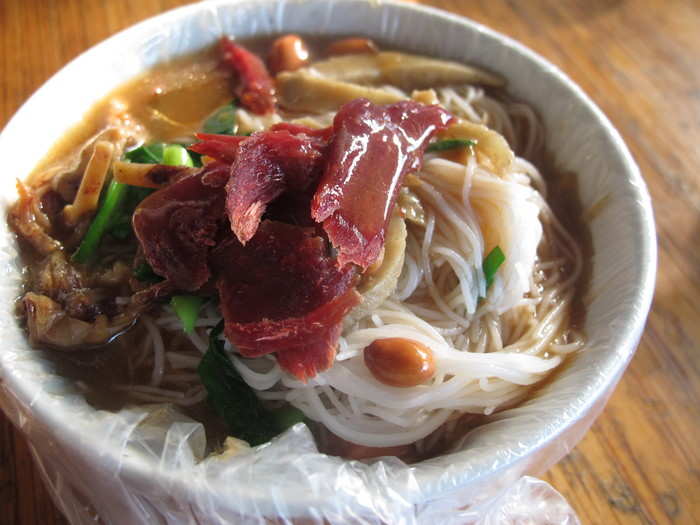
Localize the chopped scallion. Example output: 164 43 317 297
170 295 205 333
162 144 194 167
483 245 506 289
72 180 129 264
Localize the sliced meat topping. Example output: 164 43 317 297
212 220 360 381
311 98 454 269
275 324 342 382
133 162 229 291
188 133 248 164
220 37 276 115
225 127 328 244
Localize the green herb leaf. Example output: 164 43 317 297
124 143 165 164
426 138 477 153
197 322 280 446
170 295 205 333
72 180 129 264
133 262 163 284
483 245 506 289
162 144 194 167
271 405 305 431
203 102 238 135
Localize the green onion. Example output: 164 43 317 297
203 102 238 135
124 143 165 164
426 138 477 152
198 322 280 445
106 186 154 241
125 142 197 167
483 245 506 289
170 295 204 333
162 144 194 167
72 180 129 264
133 262 163 284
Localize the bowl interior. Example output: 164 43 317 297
0 0 655 517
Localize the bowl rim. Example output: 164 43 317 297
0 0 657 514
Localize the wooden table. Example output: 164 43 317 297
1 0 698 523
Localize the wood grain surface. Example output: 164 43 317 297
1 0 698 523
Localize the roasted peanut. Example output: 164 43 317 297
268 34 310 74
326 37 378 56
364 338 435 387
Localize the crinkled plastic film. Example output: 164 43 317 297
0 1 656 523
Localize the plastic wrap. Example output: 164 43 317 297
0 1 656 523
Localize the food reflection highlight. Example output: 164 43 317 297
9 34 584 459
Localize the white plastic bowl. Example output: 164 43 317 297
0 1 656 523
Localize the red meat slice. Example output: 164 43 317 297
311 99 454 269
225 128 329 244
189 133 247 164
275 324 342 382
133 163 229 291
189 124 330 166
212 221 359 381
220 37 276 115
